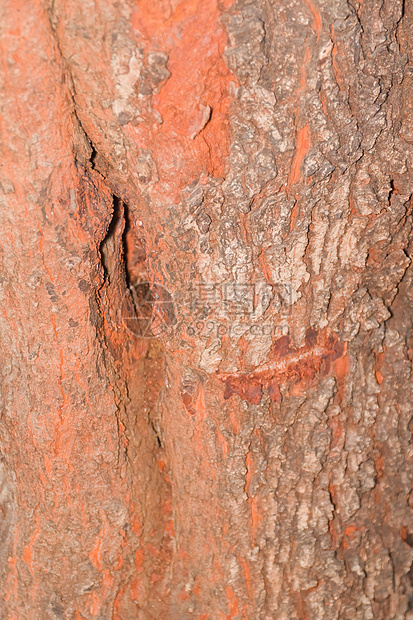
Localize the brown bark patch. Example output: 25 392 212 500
218 328 347 403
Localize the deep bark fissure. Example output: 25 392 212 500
88 143 98 171
99 195 123 283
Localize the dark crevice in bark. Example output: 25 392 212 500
121 202 142 307
72 106 102 175
398 0 406 23
149 416 162 449
99 194 123 283
389 178 396 203
97 192 166 455
98 195 142 302
89 143 98 170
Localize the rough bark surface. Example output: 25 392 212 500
1 0 413 618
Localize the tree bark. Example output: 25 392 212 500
1 0 413 618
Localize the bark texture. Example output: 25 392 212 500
1 0 413 618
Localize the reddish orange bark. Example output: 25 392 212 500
1 0 413 618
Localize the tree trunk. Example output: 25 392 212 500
1 0 413 617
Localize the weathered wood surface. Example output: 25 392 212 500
1 0 413 617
